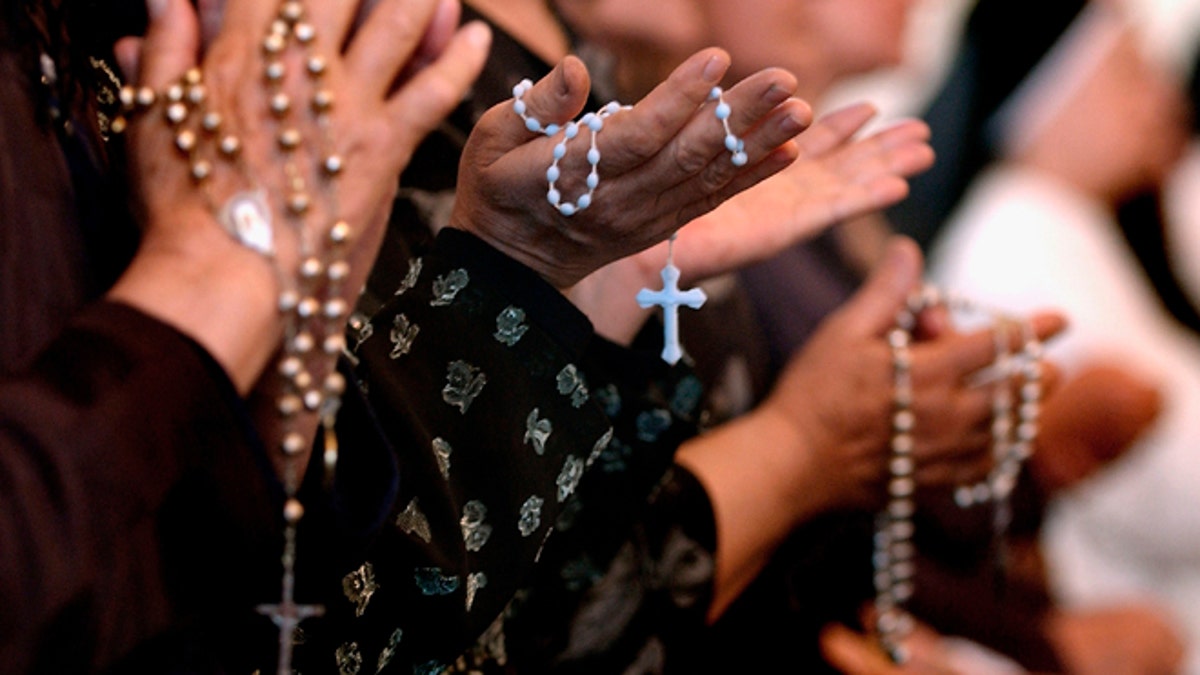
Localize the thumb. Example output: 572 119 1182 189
835 235 923 337
137 0 200 90
505 55 592 139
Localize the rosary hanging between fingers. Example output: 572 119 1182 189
512 83 747 363
873 285 1042 664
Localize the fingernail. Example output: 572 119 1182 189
702 55 726 83
146 0 168 20
462 20 491 48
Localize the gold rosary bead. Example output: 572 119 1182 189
166 83 184 103
265 60 286 82
324 372 346 396
279 289 300 312
200 111 222 133
323 334 345 355
312 89 334 113
166 102 189 125
278 356 303 378
263 32 286 55
297 296 320 318
175 129 197 152
326 260 350 281
278 128 301 150
282 433 306 456
287 192 311 215
187 83 207 105
291 331 315 354
135 86 156 107
281 0 304 23
278 394 303 416
322 154 343 176
190 160 212 182
283 498 304 524
328 221 351 244
118 85 136 109
109 115 127 134
219 135 241 157
306 56 327 76
270 92 291 116
299 257 323 279
323 298 348 319
303 389 323 411
184 68 202 85
294 22 315 43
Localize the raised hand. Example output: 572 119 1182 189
108 0 490 394
448 47 812 290
570 103 934 344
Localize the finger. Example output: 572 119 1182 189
113 36 143 83
682 83 811 202
794 102 878 160
344 0 445 99
619 67 806 193
138 0 200 89
473 56 592 157
819 623 898 675
594 47 732 168
209 0 279 45
393 0 463 85
384 21 492 172
831 236 924 337
677 139 802 228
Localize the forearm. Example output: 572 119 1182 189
675 405 830 621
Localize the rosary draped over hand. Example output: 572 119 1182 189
512 82 749 364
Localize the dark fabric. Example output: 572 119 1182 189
0 17 288 673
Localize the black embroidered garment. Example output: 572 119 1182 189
290 10 721 673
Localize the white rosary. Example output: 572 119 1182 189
513 82 750 364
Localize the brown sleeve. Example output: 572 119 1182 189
0 301 279 673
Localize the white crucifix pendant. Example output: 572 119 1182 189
637 260 706 365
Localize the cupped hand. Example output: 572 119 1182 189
760 237 1067 510
448 47 812 289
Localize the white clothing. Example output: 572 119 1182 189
928 165 1200 675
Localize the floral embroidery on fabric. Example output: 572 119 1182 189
593 383 622 417
586 427 614 468
375 629 403 674
348 311 374 353
556 364 589 408
414 568 460 596
430 268 469 306
671 373 705 417
460 500 493 552
396 497 432 543
518 495 544 537
598 436 634 473
432 437 453 479
394 256 423 296
556 455 584 502
415 660 447 675
336 642 363 675
636 408 673 442
494 305 529 346
342 562 379 618
466 572 488 612
523 409 552 455
388 313 419 359
443 360 487 413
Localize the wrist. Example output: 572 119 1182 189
108 215 283 394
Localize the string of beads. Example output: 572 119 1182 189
512 81 747 216
113 2 348 672
874 285 1042 663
